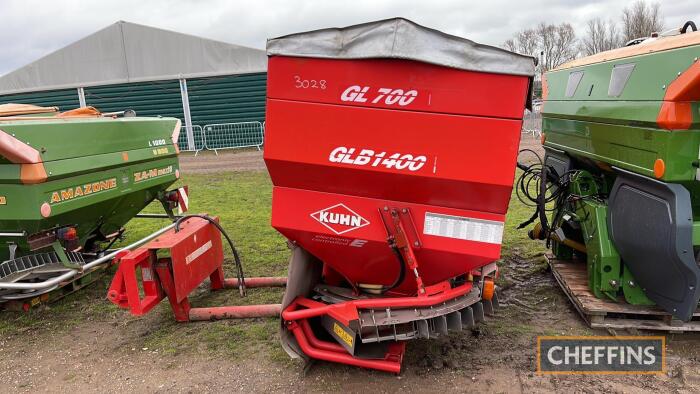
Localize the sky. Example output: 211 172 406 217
0 0 698 75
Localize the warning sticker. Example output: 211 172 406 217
333 322 354 348
423 212 503 244
185 241 213 265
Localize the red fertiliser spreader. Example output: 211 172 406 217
265 18 536 373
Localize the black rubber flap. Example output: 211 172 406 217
608 170 700 321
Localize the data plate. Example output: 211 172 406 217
423 212 503 244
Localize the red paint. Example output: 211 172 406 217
265 99 522 214
267 57 530 119
265 53 531 372
287 320 405 374
224 277 287 288
108 217 285 322
282 280 474 324
146 217 225 302
188 304 282 321
272 187 501 293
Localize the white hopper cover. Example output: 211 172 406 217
267 18 536 77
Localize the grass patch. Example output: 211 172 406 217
0 171 291 362
1 168 552 362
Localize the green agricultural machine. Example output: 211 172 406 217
521 22 700 322
0 104 183 307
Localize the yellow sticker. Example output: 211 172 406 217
333 322 354 347
50 178 117 204
134 165 174 183
0 196 5 205
152 147 169 156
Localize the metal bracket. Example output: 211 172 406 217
379 206 426 295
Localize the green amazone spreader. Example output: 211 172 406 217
0 104 185 306
520 21 700 323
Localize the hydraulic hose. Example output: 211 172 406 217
174 214 247 296
388 245 407 291
358 248 406 295
681 21 697 34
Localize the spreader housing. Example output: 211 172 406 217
264 18 535 372
266 42 532 295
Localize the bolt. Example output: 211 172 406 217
402 208 408 214
414 241 419 247
695 57 699 62
678 71 682 76
662 85 666 90
383 206 389 211
628 280 635 287
609 280 618 287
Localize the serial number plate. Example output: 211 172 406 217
423 212 503 244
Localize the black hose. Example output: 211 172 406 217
174 214 247 296
514 149 577 238
538 159 550 239
681 21 697 34
388 246 407 291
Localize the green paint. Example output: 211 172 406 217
542 44 700 306
0 115 180 261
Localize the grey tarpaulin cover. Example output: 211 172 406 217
0 21 267 95
267 17 536 77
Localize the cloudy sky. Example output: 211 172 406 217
0 0 697 75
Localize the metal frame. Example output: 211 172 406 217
522 103 542 137
202 121 265 154
77 87 87 108
107 217 286 322
179 78 196 151
177 125 205 154
0 223 177 292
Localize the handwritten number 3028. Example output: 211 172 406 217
294 76 327 90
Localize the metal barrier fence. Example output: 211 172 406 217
522 103 542 137
203 121 264 153
177 122 265 155
177 125 205 153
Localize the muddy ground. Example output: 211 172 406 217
1 134 699 393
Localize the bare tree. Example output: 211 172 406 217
538 22 578 71
621 0 663 43
506 28 539 56
502 23 579 72
581 18 622 55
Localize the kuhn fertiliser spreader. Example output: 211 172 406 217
0 104 186 308
265 18 535 372
519 21 700 327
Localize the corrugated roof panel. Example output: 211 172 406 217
0 88 80 110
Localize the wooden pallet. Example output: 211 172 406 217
546 255 700 332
